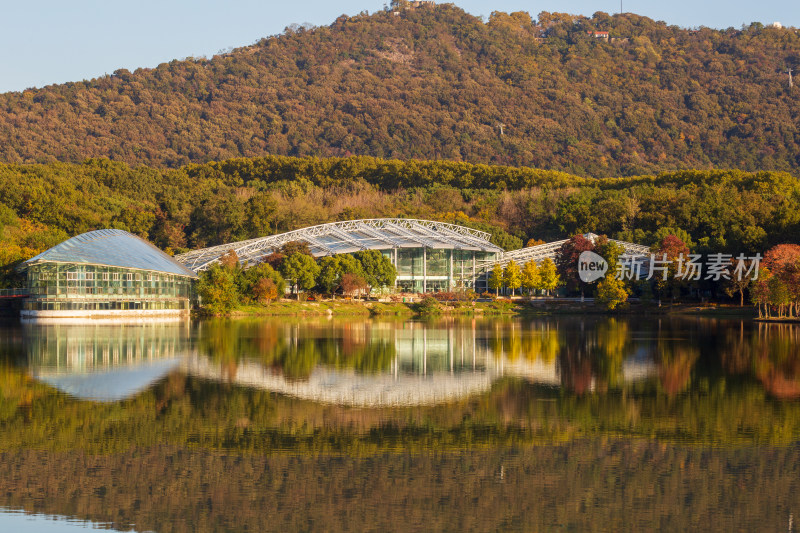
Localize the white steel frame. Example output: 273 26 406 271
476 233 651 273
175 218 503 272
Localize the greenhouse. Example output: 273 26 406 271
20 229 197 318
176 218 503 293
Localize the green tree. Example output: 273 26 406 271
244 193 277 238
652 234 690 303
353 250 396 294
594 237 624 277
197 263 240 315
503 260 522 296
317 256 344 298
280 252 320 300
240 262 285 302
317 255 365 298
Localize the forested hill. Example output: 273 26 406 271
1 5 799 176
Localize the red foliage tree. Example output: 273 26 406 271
555 234 595 296
762 244 800 317
654 234 690 301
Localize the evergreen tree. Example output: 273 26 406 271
353 250 396 294
281 252 320 300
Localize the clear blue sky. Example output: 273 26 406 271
2 0 798 93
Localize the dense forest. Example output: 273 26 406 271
2 156 799 286
0 4 798 176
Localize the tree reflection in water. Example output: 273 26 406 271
4 317 800 531
721 321 800 399
3 316 800 448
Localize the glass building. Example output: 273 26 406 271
21 229 197 319
176 218 502 293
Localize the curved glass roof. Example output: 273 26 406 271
176 218 504 272
23 229 198 278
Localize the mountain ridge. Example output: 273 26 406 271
1 5 798 176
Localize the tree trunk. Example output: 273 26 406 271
739 289 744 307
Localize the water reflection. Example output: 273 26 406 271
5 316 800 532
24 321 190 401
720 321 800 399
19 317 800 406
0 509 126 533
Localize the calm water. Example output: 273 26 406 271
1 315 800 532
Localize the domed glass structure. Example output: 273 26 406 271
21 229 197 319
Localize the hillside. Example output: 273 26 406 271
1 5 798 176
2 156 799 288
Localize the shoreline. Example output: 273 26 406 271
197 299 759 319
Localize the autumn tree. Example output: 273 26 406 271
521 260 541 296
538 258 561 296
762 245 800 317
219 249 240 270
595 277 629 311
503 260 522 296
488 264 504 296
555 235 595 297
253 278 278 303
340 272 369 299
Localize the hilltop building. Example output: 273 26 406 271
587 31 610 40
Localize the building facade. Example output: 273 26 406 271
175 219 502 293
21 229 197 319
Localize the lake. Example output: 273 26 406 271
1 315 799 531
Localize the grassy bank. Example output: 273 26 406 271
228 300 413 317
199 298 758 319
520 300 757 317
205 298 523 318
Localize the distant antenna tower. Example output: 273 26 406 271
788 68 794 88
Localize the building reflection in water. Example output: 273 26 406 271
22 318 692 406
24 320 191 402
